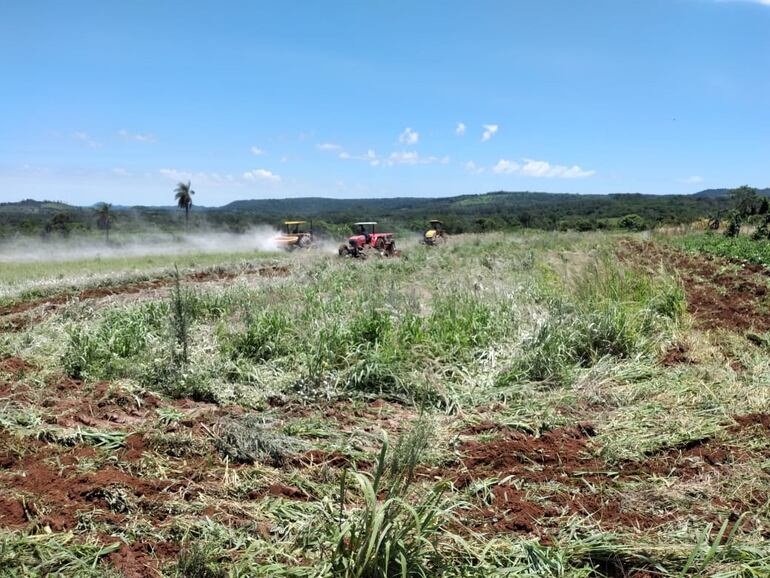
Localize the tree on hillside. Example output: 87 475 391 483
174 181 195 226
730 185 760 217
619 214 646 231
95 202 113 242
42 213 73 239
724 210 742 238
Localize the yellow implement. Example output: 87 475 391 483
274 220 313 250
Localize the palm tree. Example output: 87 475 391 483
95 202 113 242
174 181 195 227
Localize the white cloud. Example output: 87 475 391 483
71 132 101 148
678 175 704 184
465 161 485 175
250 146 265 156
384 151 447 166
159 168 239 186
493 158 595 178
481 124 498 142
160 168 192 181
118 129 155 143
338 147 447 167
398 127 419 145
112 167 130 177
388 151 420 165
339 149 378 164
456 122 466 136
243 169 281 183
317 143 341 151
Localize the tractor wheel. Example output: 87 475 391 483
338 244 348 256
299 236 312 249
375 238 385 251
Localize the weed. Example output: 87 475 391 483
326 421 455 578
176 544 225 578
214 415 298 466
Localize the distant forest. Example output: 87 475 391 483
2 188 769 240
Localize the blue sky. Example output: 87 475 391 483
1 0 768 205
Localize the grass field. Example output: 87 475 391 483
2 231 770 577
671 232 770 268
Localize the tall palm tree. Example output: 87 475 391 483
95 202 113 242
174 181 195 226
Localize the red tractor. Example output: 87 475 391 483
338 222 397 258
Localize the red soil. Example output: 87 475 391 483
437 414 770 536
0 496 27 527
0 356 38 377
107 540 180 578
619 240 770 333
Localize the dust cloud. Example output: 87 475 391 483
0 227 283 263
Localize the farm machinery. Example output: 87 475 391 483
338 222 398 258
273 220 313 250
422 219 447 246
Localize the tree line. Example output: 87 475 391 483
1 184 765 241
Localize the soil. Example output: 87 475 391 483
432 415 770 537
107 540 180 578
0 496 28 527
662 343 693 366
618 240 770 333
46 380 164 430
0 356 38 377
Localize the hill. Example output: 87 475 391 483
0 189 744 238
692 188 770 198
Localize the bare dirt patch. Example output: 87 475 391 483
619 240 770 333
438 416 770 536
0 356 38 377
107 540 180 578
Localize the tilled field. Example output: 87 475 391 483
1 233 770 577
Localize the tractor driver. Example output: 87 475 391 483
357 224 371 244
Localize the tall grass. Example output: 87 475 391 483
325 417 456 578
500 257 685 386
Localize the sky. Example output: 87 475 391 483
1 0 769 206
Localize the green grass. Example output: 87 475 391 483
671 232 770 267
2 231 770 577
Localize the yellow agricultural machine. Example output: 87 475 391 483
422 219 447 246
273 220 313 250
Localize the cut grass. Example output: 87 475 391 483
1 232 770 577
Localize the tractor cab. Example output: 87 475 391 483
273 220 313 250
339 221 397 257
423 219 446 245
353 221 377 243
284 220 307 235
